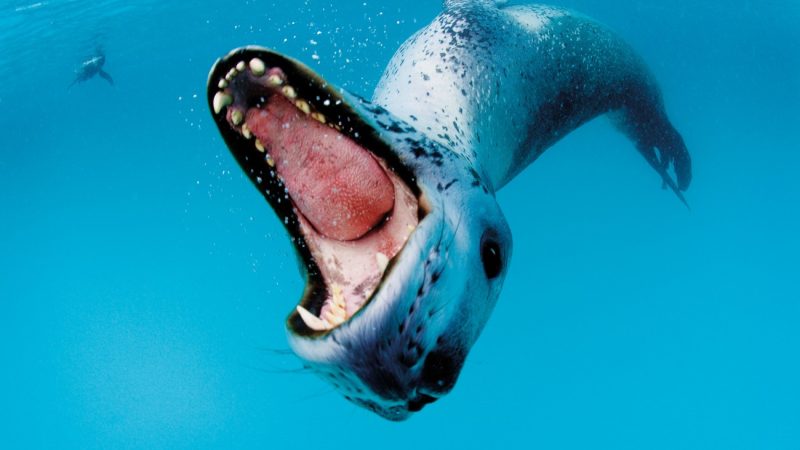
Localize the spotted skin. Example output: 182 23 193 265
282 89 511 421
206 0 691 421
375 3 691 194
348 1 690 417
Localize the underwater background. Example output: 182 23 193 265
1 0 798 448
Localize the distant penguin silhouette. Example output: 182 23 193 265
69 48 114 88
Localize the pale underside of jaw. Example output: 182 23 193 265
212 57 419 331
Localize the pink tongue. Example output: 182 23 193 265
245 96 395 241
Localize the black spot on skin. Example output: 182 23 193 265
468 167 482 187
431 270 441 283
386 122 405 133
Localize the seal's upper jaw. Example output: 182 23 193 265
207 47 425 337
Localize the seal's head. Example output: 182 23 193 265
208 47 511 420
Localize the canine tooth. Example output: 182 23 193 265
236 61 246 72
311 112 326 124
295 100 311 115
282 85 297 99
297 306 332 331
376 252 389 272
266 154 275 167
241 123 252 139
255 139 265 152
231 109 243 126
213 91 233 114
218 78 228 89
249 58 266 76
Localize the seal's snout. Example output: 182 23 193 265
418 349 464 396
407 393 438 412
407 350 463 412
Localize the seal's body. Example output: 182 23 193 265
207 0 691 421
375 1 690 193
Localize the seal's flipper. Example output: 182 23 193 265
610 104 691 206
98 69 114 85
656 125 692 192
636 143 690 208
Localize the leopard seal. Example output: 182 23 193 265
206 0 691 420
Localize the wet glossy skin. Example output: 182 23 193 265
207 0 691 420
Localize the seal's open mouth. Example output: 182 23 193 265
208 49 422 335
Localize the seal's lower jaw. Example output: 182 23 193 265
208 48 423 336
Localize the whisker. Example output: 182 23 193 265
240 361 315 375
254 347 295 356
293 387 336 403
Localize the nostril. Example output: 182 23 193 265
407 393 438 412
419 349 463 394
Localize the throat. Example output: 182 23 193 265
295 161 419 331
212 58 423 332
239 93 419 331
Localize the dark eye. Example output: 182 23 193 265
480 238 502 279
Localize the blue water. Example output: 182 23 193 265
1 0 798 448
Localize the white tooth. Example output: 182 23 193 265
255 139 265 152
296 100 311 115
218 78 228 89
311 112 326 124
241 123 252 139
213 91 232 114
236 61 246 72
226 67 238 81
297 306 332 331
266 154 275 167
231 109 243 126
282 85 296 99
376 252 389 272
331 284 345 307
267 74 284 87
323 310 345 327
249 58 266 76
